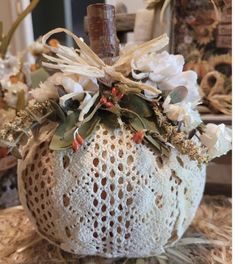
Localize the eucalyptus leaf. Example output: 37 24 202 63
76 114 101 140
49 100 66 122
129 117 170 156
129 117 145 132
119 94 153 117
49 112 100 151
30 67 50 89
49 111 79 150
101 111 120 130
169 86 188 104
105 106 120 116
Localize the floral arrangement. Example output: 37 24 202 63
0 28 231 163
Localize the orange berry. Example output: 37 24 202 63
76 134 84 145
132 131 145 144
72 140 80 152
100 96 107 105
111 87 118 96
116 92 124 100
105 102 114 108
49 38 60 48
112 87 124 100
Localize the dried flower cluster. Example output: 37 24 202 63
0 28 232 164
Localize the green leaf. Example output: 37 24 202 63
49 111 79 150
119 94 153 117
101 111 120 130
49 112 100 151
49 100 66 122
76 114 101 140
30 68 50 89
169 86 188 104
129 117 170 156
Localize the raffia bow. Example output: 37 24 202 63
41 28 169 96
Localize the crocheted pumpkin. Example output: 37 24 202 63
18 124 206 257
0 21 231 259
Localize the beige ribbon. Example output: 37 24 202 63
41 28 170 96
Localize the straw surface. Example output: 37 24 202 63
0 195 231 264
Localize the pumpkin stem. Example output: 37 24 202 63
87 3 119 65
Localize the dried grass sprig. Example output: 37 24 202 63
153 106 208 164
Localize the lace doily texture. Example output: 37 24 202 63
18 124 206 258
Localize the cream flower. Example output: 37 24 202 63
4 82 28 108
0 55 20 81
29 39 48 56
163 96 202 131
159 70 201 103
200 123 232 160
131 51 184 82
31 72 99 121
30 73 61 102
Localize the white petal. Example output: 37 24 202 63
79 92 99 122
200 123 232 160
79 93 92 110
59 91 84 107
131 69 149 80
62 77 84 94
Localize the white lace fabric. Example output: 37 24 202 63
18 124 205 258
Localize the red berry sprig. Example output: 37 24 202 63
132 131 145 144
99 96 114 108
72 133 84 152
111 87 124 100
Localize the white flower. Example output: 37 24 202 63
159 70 201 103
163 96 202 131
131 51 201 103
131 51 184 82
62 77 84 94
200 123 232 160
31 72 100 121
79 92 99 122
0 54 20 81
30 73 61 102
4 82 28 108
29 39 48 55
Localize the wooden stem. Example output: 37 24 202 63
87 3 119 65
